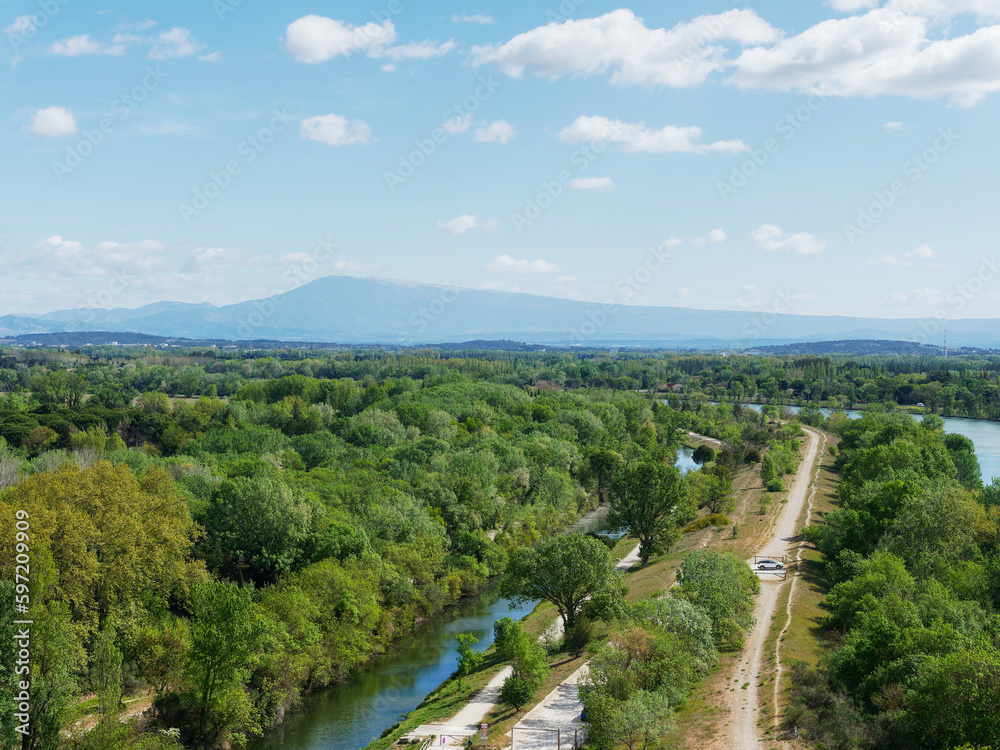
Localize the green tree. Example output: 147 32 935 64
609 462 689 565
185 582 266 726
90 623 123 716
501 534 626 633
455 633 483 689
499 675 535 711
676 550 760 649
205 476 320 584
691 445 714 466
588 448 623 503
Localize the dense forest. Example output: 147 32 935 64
792 410 1000 749
2 343 1000 750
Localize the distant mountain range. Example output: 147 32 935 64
2 275 997 349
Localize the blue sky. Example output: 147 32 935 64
2 0 1000 326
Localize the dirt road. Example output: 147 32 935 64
729 427 825 750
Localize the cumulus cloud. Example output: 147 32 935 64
729 8 1000 105
284 15 455 65
17 236 168 276
867 244 936 266
751 225 826 255
442 114 473 134
828 0 880 10
474 119 517 143
453 13 495 24
50 34 127 56
691 228 728 247
884 121 904 131
284 16 396 63
474 6 1000 105
559 116 748 154
28 106 77 137
472 8 780 87
486 255 560 273
300 114 373 146
570 176 615 190
148 27 204 58
438 215 481 235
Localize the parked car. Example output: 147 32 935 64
756 558 784 570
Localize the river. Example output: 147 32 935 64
249 586 535 750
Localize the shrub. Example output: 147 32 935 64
766 478 784 492
681 513 731 534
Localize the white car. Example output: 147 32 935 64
756 558 784 570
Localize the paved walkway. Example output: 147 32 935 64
510 543 642 749
407 666 512 746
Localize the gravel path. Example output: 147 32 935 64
728 427 823 750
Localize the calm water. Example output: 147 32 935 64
726 402 1000 483
249 589 535 750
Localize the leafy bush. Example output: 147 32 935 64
681 513 731 533
766 478 784 492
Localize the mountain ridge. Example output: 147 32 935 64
2 274 995 348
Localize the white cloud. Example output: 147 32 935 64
570 176 615 190
867 243 936 266
19 237 168 276
453 13 495 25
472 8 780 87
442 113 473 134
382 63 396 72
384 39 456 61
729 8 1000 105
199 51 223 62
474 119 517 143
5 15 36 38
50 34 127 56
49 25 205 59
284 15 455 65
474 6 1000 105
677 287 691 297
828 0 880 10
438 215 481 235
28 106 77 138
751 224 826 255
300 114 373 146
148 27 205 59
285 16 397 63
559 115 748 154
691 228 727 247
437 215 500 234
883 121 904 131
486 255 560 273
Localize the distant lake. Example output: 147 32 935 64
726 402 1000 484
